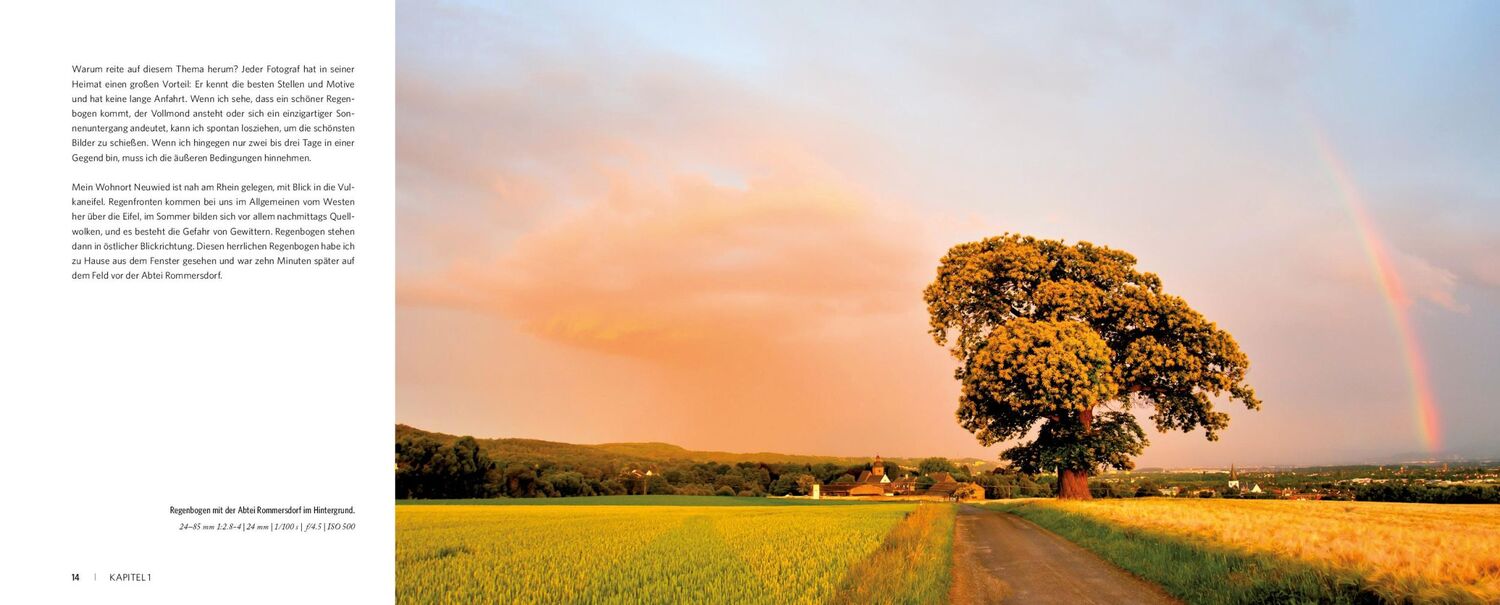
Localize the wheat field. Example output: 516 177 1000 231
1001 498 1500 604
397 502 917 604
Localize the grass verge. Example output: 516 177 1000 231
985 501 1395 605
830 503 956 605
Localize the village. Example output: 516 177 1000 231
810 456 965 499
1091 462 1500 502
792 457 1500 503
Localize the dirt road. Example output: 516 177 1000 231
949 505 1180 605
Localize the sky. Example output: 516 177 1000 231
395 1 1500 467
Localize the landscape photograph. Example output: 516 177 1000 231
395 2 1500 604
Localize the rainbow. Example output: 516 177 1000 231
1310 129 1442 453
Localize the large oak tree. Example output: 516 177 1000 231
924 234 1259 499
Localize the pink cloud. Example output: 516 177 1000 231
401 165 928 359
1390 250 1465 312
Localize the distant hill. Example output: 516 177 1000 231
396 424 993 470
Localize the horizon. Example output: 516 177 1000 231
397 3 1500 468
398 422 1500 470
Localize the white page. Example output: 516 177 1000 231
0 2 394 602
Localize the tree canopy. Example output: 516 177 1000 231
924 234 1258 497
396 435 496 499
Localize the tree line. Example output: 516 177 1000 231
1350 481 1500 504
396 433 1046 500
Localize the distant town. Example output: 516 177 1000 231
1095 461 1500 503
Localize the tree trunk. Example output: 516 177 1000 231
1057 407 1093 500
1057 468 1092 499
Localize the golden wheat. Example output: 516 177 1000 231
1030 498 1500 603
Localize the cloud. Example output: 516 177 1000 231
1352 186 1500 307
1390 250 1465 312
395 10 936 359
401 165 928 359
1291 206 1468 313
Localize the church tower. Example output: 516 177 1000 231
871 455 885 480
